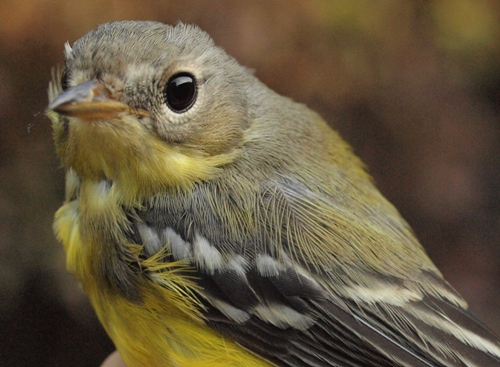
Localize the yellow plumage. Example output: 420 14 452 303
48 21 500 367
53 166 271 367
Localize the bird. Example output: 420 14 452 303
47 20 500 367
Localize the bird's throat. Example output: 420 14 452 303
64 117 235 206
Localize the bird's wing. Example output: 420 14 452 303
199 265 500 367
132 176 500 367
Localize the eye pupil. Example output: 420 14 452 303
164 73 197 113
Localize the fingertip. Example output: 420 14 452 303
100 351 126 367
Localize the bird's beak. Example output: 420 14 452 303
48 79 149 119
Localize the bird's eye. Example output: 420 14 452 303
164 73 197 113
61 68 70 91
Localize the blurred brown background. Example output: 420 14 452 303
0 1 499 366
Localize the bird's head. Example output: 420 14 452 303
48 21 252 199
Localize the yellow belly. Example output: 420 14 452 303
88 281 271 367
54 191 272 367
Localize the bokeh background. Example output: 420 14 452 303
1 1 499 366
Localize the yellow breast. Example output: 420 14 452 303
54 177 272 367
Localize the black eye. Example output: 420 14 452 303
164 73 197 113
61 68 70 91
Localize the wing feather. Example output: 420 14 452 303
130 174 500 366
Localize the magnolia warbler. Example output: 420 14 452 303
47 21 500 367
